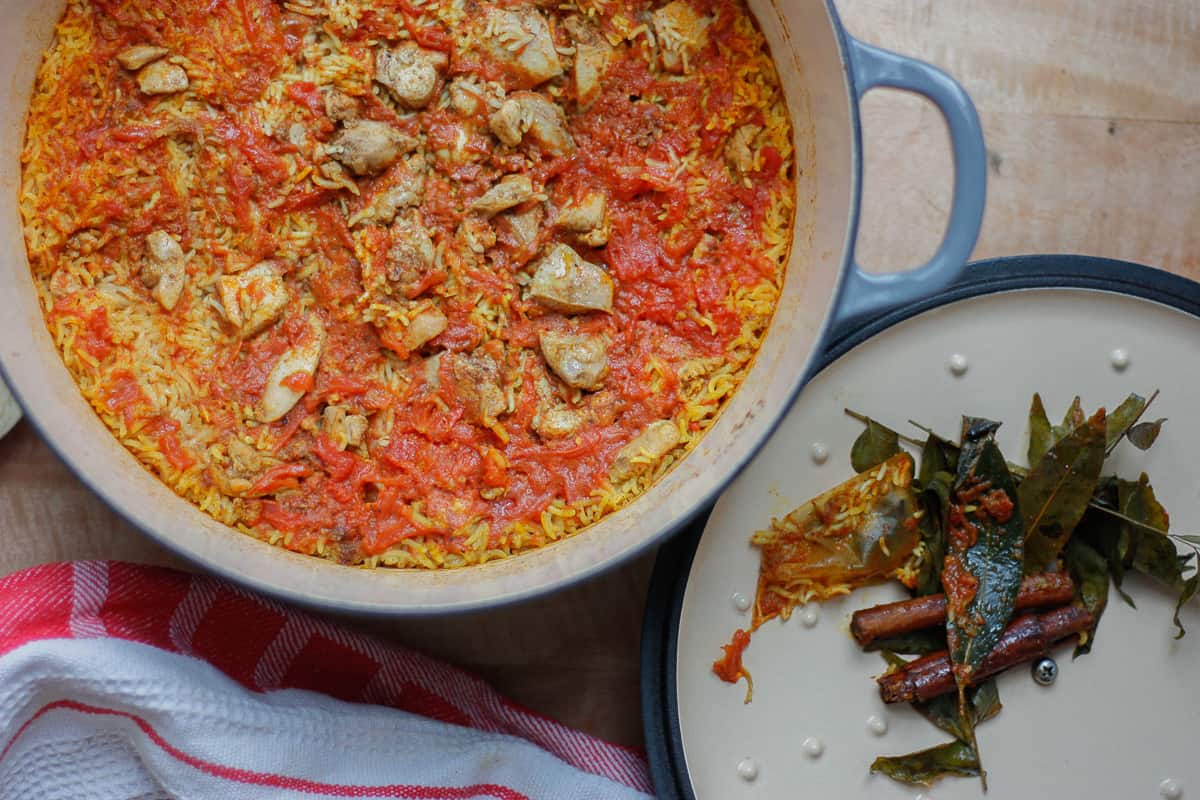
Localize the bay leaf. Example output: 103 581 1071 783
1028 393 1054 466
871 741 980 787
1019 408 1107 574
1120 475 1178 585
1127 419 1166 451
1104 393 1147 451
945 417 1024 683
1065 538 1109 656
1078 478 1136 608
919 434 960 487
1061 396 1085 434
851 418 902 473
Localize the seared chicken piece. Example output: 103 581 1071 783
457 217 497 255
452 351 506 424
137 60 189 95
375 43 449 109
533 405 585 439
403 305 448 351
258 315 326 423
386 215 437 297
500 205 543 249
562 16 612 107
470 174 535 216
212 437 278 494
323 404 369 450
651 0 710 74
117 45 168 71
328 119 414 176
725 123 762 175
449 78 487 117
555 192 609 247
488 92 575 156
140 230 187 311
539 331 608 390
350 157 426 227
480 6 563 86
324 89 360 121
217 263 289 338
528 243 614 313
610 420 682 482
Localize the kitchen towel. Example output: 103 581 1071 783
0 561 653 799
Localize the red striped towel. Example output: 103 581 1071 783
0 561 653 799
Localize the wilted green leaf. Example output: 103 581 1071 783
864 628 947 656
916 470 954 597
1127 419 1166 451
851 418 902 473
1065 538 1109 656
1061 396 1085 433
919 434 960 487
1020 408 1107 574
1104 393 1147 451
1077 479 1136 608
1028 393 1054 466
871 741 981 787
1120 475 1179 587
946 418 1024 681
1173 575 1198 640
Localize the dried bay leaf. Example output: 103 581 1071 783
1104 393 1147 451
1127 419 1166 451
1065 538 1109 656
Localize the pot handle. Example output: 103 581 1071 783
830 37 987 327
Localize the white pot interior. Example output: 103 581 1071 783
0 0 854 612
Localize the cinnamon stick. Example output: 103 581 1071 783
877 605 1093 704
851 573 1076 648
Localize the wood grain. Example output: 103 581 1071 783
2 0 1198 749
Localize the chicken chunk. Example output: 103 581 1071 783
449 78 487 117
137 60 189 95
452 352 506 424
470 174 535 216
328 119 414 176
375 43 449 109
488 92 575 156
528 243 614 314
539 331 608 390
725 123 762 175
217 263 290 338
117 45 168 71
349 157 426 227
533 405 585 440
258 315 326 423
610 420 681 482
403 305 448 351
555 192 609 247
324 89 359 121
323 404 369 450
651 0 710 74
210 437 278 495
500 205 543 250
562 16 612 107
386 215 437 297
140 230 187 311
480 6 563 86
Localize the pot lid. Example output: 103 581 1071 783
642 255 1200 799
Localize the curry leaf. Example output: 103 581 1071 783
865 628 947 656
1078 479 1136 608
870 741 981 787
1104 393 1147 452
916 470 955 597
946 417 1024 681
878 650 912 670
1019 408 1107 574
1120 475 1178 586
1061 396 1085 434
851 418 902 473
918 432 960 486
1028 393 1054 466
1065 538 1109 657
1173 575 1198 640
1127 419 1166 451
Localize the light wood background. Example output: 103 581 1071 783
2 0 1197 748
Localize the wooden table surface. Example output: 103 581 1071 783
2 0 1198 750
